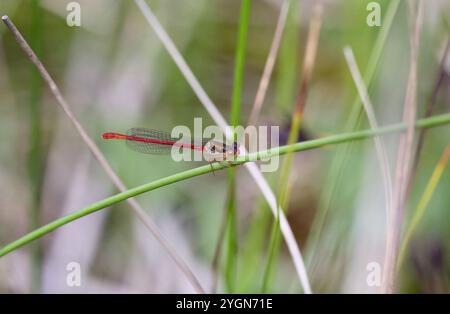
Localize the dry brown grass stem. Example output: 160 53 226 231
407 36 450 194
295 2 323 116
381 0 423 294
344 46 393 229
248 0 290 126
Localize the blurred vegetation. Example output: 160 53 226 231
0 0 449 293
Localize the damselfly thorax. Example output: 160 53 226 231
203 140 239 162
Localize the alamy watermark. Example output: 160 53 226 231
66 261 82 287
66 2 81 27
366 2 381 27
169 118 279 172
366 261 381 287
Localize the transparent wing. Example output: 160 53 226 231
125 128 180 155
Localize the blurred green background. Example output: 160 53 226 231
0 0 449 293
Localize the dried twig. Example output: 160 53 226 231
344 46 393 227
294 2 323 116
1 15 204 294
248 0 290 126
261 1 323 292
381 0 423 293
407 36 450 194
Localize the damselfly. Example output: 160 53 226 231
102 128 240 162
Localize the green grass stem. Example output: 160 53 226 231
224 0 252 293
0 113 449 258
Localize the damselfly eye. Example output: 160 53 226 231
211 145 215 153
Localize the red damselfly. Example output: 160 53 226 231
102 128 240 162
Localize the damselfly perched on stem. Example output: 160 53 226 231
102 128 240 162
